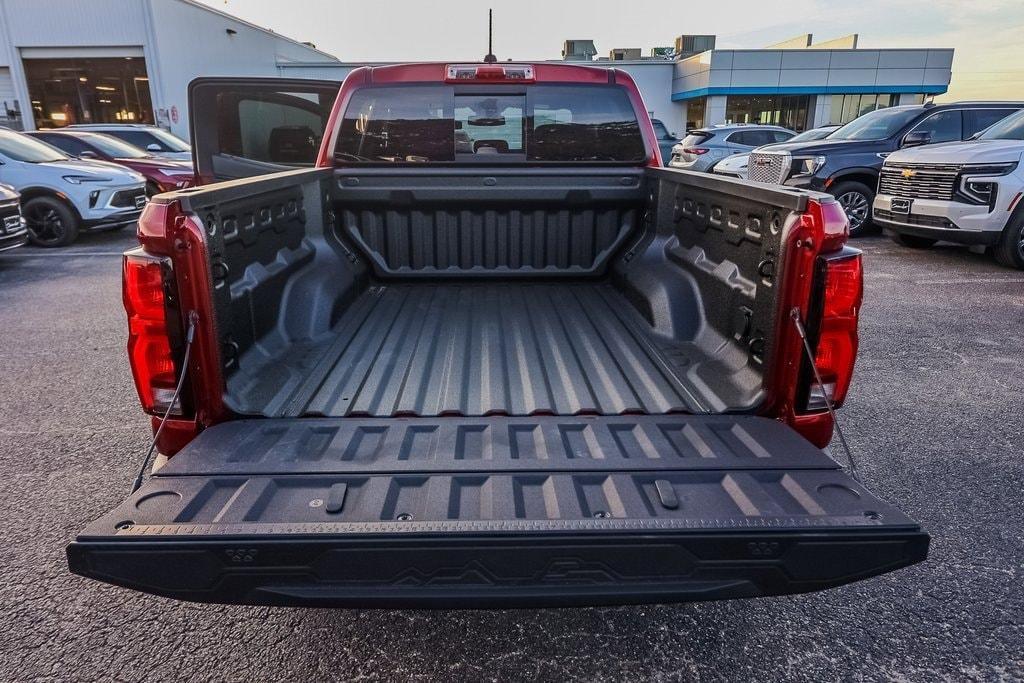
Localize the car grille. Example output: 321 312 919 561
879 163 962 200
747 151 791 185
0 202 22 235
111 189 147 209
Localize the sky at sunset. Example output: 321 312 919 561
197 0 1024 102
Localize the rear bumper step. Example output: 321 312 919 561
68 530 928 608
68 415 929 607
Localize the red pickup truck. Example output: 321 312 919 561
67 63 928 607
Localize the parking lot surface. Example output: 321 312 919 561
1 229 1022 681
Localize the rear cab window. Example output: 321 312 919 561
335 83 647 164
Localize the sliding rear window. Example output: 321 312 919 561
335 84 646 164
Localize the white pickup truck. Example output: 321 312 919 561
873 109 1024 269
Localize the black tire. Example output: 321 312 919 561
891 233 937 249
830 181 875 237
23 196 79 247
993 213 1024 269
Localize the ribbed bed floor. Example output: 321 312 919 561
232 283 706 418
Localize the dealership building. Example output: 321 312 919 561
0 0 954 139
0 0 337 139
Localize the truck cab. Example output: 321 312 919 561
66 63 928 608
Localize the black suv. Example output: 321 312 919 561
747 102 1024 235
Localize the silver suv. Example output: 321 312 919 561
669 124 795 173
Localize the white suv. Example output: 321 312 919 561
0 129 147 247
874 109 1024 269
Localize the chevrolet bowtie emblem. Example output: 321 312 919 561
901 168 917 179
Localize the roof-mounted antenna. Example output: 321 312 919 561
483 9 497 63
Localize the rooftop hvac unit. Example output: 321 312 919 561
562 39 597 61
675 35 716 58
609 48 642 61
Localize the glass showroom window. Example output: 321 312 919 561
23 56 153 129
830 94 896 125
723 95 810 131
685 97 706 130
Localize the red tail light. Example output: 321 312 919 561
123 249 184 415
803 252 863 411
683 147 709 155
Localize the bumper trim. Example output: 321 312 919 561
81 209 143 231
67 530 929 608
0 228 29 252
874 212 1001 246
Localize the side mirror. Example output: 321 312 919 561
146 143 162 152
78 150 99 159
902 131 932 148
669 131 678 139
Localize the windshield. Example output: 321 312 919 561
829 108 922 141
148 128 191 152
109 128 191 153
652 120 671 139
0 130 68 163
788 127 836 143
978 110 1024 140
81 132 150 158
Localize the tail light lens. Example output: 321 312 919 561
802 251 863 412
123 249 185 415
683 147 709 155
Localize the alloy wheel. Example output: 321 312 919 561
26 206 67 246
837 191 870 231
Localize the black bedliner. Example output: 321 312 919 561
68 415 928 607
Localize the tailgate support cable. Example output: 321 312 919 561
130 311 198 494
790 308 860 481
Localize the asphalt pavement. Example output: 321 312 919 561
1 228 1022 681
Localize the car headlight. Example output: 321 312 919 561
63 175 113 184
793 156 827 176
957 162 1018 207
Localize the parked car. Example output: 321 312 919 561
0 128 147 247
874 108 1024 269
26 130 195 196
651 118 680 165
714 125 841 179
747 102 1024 235
668 124 795 173
67 64 927 608
65 123 192 162
0 182 28 253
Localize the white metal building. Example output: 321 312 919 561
0 0 338 139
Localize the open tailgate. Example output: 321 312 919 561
68 415 927 607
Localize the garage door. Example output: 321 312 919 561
0 68 22 130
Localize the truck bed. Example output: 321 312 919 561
229 281 708 418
